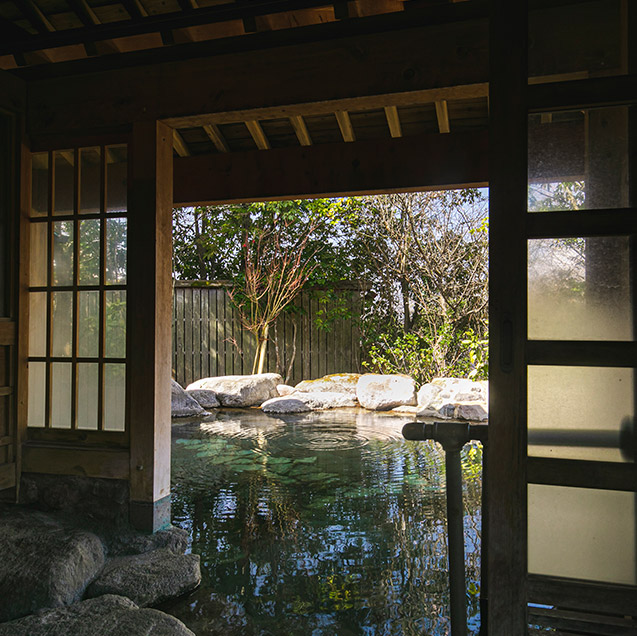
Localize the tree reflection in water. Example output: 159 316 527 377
166 409 482 635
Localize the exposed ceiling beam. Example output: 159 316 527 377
173 129 191 157
435 99 450 133
245 120 270 150
203 124 230 152
20 0 55 34
335 110 355 142
120 0 148 20
289 114 312 146
174 129 489 206
384 105 402 137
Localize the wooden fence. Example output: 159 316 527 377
172 282 364 387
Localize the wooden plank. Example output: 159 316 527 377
184 287 193 385
26 427 128 447
26 19 490 136
528 574 637 617
172 129 191 157
0 69 26 113
301 290 311 381
245 120 270 150
528 457 637 492
22 446 129 479
289 114 312 146
528 609 636 636
128 121 173 531
0 321 16 345
526 208 637 239
0 436 12 446
203 124 230 153
0 462 15 490
201 288 210 379
383 105 402 138
488 0 529 632
215 288 223 376
435 99 451 133
174 130 488 205
527 340 637 367
335 110 356 142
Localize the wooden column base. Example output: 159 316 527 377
129 495 171 532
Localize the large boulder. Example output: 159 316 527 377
0 594 195 636
295 373 361 396
85 548 201 608
187 373 282 407
185 389 220 409
0 511 106 622
356 374 417 411
261 397 312 414
417 377 488 421
171 380 205 418
294 391 357 409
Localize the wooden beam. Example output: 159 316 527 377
21 0 55 34
435 99 450 133
203 124 230 152
0 69 26 113
245 120 270 150
0 463 16 490
0 321 16 345
289 114 312 146
173 129 488 205
128 120 173 532
527 341 637 368
26 19 490 136
383 105 402 138
335 110 356 142
22 446 129 479
172 129 191 157
120 0 148 19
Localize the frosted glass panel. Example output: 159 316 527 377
79 147 101 214
51 291 73 357
529 485 636 585
29 292 47 357
104 363 125 431
30 222 47 287
106 218 127 284
528 366 634 463
52 221 74 286
27 362 45 428
53 151 74 216
51 363 72 429
105 290 126 358
78 291 99 358
106 146 127 213
77 363 98 430
31 153 48 217
79 219 100 285
528 107 630 211
528 237 632 340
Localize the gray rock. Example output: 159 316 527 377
295 373 361 396
261 397 312 414
455 403 489 422
186 388 220 409
171 379 205 418
416 383 443 409
0 511 106 622
356 374 417 411
86 548 201 607
109 526 189 557
294 391 357 409
187 373 282 407
277 384 296 396
0 594 195 636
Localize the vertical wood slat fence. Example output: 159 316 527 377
172 282 364 388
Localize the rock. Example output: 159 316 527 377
391 405 419 414
295 373 361 396
85 548 201 608
416 383 442 408
294 391 357 409
431 377 486 402
109 526 189 557
261 397 312 414
187 373 282 407
455 402 489 422
356 374 417 411
0 510 106 622
185 389 220 409
171 380 205 418
277 384 296 396
0 594 195 636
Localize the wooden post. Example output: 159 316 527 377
488 0 528 632
127 121 173 532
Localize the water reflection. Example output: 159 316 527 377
167 409 482 635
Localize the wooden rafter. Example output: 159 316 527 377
335 110 355 142
435 99 450 133
289 115 312 146
21 0 55 34
203 124 230 153
172 129 191 157
245 120 270 150
120 0 148 20
384 105 402 137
